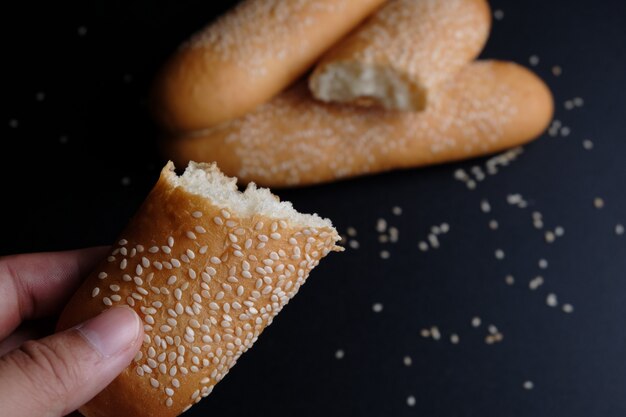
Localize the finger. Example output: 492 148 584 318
0 318 57 357
0 306 142 417
0 246 108 339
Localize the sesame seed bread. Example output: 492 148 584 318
151 0 387 134
162 60 554 187
56 162 342 417
309 0 492 111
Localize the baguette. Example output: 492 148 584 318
309 0 492 110
162 61 554 187
152 0 387 133
57 162 342 417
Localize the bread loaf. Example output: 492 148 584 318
309 0 492 110
56 162 342 417
162 61 554 187
152 0 387 133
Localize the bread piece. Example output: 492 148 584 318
309 0 491 110
152 0 387 133
162 61 554 187
56 162 342 417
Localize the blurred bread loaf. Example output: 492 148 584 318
163 61 554 187
152 0 387 133
57 162 342 417
309 0 492 110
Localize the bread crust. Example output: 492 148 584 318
309 0 492 110
57 163 341 417
163 61 554 188
152 0 387 133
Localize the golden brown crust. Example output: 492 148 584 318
57 163 341 417
162 61 554 188
309 0 492 110
151 0 387 133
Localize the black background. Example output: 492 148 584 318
3 1 626 416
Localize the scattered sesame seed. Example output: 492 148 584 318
562 303 574 313
560 126 571 137
376 218 387 233
348 239 360 249
546 293 558 307
471 317 481 327
91 287 100 297
430 326 441 341
493 9 504 20
529 55 540 66
450 333 460 344
593 197 605 209
418 241 429 252
523 381 534 390
544 231 556 243
505 275 515 285
98 272 107 279
538 259 548 269
583 139 594 150
489 220 499 230
616 224 625 236
372 303 383 313
529 276 544 290
480 199 491 213
552 65 562 76
420 328 431 338
406 395 416 407
554 226 565 237
379 250 390 260
346 227 357 237
495 249 505 260
335 349 345 360
392 206 402 216
403 356 412 367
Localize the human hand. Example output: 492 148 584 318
0 248 144 417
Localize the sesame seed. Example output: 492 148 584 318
403 356 412 367
372 303 383 313
406 395 416 407
523 381 534 390
186 231 197 240
418 241 428 251
554 226 565 237
392 206 402 216
379 250 390 260
552 65 562 76
616 224 625 236
594 197 605 209
545 231 556 243
546 293 558 307
471 317 481 327
480 199 491 213
420 328 431 338
348 239 359 249
335 349 345 359
98 272 107 279
346 227 357 237
210 257 221 264
505 275 515 285
192 211 203 218
538 259 548 269
120 259 127 270
376 218 387 233
430 326 441 340
529 55 540 66
583 139 594 150
450 334 460 344
167 276 177 285
103 297 112 306
91 287 100 297
495 249 505 260
489 220 499 230
562 303 574 313
529 276 544 290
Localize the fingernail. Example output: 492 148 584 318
77 307 141 357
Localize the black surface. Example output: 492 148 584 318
3 1 626 416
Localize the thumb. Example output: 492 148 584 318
0 307 143 417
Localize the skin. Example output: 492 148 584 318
0 248 144 417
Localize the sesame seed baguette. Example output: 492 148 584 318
162 60 554 188
151 0 387 134
309 0 492 111
56 161 342 417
